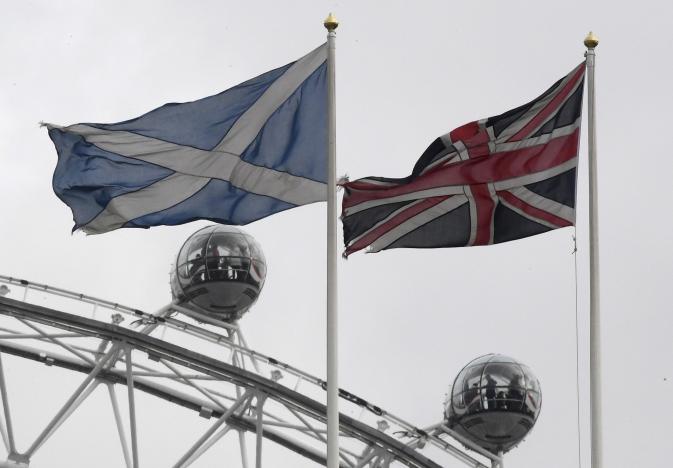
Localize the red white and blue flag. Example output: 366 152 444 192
341 63 586 257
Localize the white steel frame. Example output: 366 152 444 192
0 275 500 468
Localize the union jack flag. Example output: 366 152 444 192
341 63 585 257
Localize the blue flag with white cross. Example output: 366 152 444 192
47 44 327 234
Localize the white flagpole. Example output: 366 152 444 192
324 13 340 468
584 31 602 468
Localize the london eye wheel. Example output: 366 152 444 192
0 227 535 468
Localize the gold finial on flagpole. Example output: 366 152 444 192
584 31 599 49
324 13 339 31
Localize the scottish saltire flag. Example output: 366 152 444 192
47 44 327 234
342 63 585 257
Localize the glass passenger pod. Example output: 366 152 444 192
171 225 267 321
445 354 542 454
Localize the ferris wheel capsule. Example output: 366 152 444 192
170 225 267 322
444 354 542 455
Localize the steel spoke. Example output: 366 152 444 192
282 403 357 465
125 346 139 468
235 330 261 374
238 430 250 468
0 353 16 455
160 359 228 410
36 380 100 453
24 343 119 458
254 393 266 468
17 319 95 366
0 403 10 452
107 384 132 468
173 391 252 468
182 426 232 468
231 368 250 468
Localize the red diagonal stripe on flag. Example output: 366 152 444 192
345 195 451 256
343 129 579 209
498 191 573 228
506 64 585 142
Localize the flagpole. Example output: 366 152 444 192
324 13 340 468
584 31 602 468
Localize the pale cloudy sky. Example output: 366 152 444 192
1 1 672 467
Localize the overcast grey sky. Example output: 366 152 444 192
1 1 672 467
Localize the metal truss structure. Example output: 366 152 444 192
0 275 500 468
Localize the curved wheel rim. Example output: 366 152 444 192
0 276 496 468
